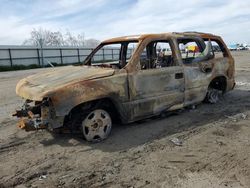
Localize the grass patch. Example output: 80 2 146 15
0 62 82 72
0 64 41 72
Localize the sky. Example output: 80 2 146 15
0 0 250 45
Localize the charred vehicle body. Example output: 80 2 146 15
13 32 235 142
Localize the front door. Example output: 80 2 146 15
127 39 184 120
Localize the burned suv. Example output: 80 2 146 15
14 32 235 142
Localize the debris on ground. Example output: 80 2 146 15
38 175 47 181
241 113 247 119
170 137 183 146
225 115 237 122
225 113 247 122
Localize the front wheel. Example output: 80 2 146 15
82 109 112 142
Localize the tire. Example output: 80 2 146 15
81 109 112 142
205 88 221 104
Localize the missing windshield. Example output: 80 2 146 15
84 41 139 69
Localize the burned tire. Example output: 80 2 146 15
82 109 112 142
205 88 221 104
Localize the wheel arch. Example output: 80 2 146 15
208 75 227 93
65 97 122 125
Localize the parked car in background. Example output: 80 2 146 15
228 43 250 51
228 44 238 51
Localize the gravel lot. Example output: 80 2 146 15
1 51 250 188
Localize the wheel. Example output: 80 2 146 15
82 109 112 142
205 88 220 104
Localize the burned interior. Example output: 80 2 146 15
13 32 235 142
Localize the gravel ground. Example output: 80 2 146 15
0 51 250 188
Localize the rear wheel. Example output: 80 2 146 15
82 109 112 142
205 88 221 104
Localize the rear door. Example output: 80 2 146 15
177 36 213 106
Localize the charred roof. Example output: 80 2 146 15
102 32 219 44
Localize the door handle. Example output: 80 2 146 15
175 72 183 79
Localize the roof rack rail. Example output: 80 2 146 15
183 31 214 35
173 31 214 35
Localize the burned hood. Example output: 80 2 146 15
16 65 115 101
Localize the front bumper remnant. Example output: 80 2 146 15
17 117 46 131
13 100 48 131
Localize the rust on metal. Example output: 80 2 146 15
14 32 235 134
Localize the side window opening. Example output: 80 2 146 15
178 39 204 64
140 40 175 70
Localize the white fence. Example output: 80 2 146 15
0 45 124 67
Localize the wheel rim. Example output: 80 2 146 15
207 88 219 103
82 109 112 142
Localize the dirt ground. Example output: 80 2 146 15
0 51 250 188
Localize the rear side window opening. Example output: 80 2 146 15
203 38 229 58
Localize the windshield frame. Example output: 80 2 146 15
83 40 139 69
